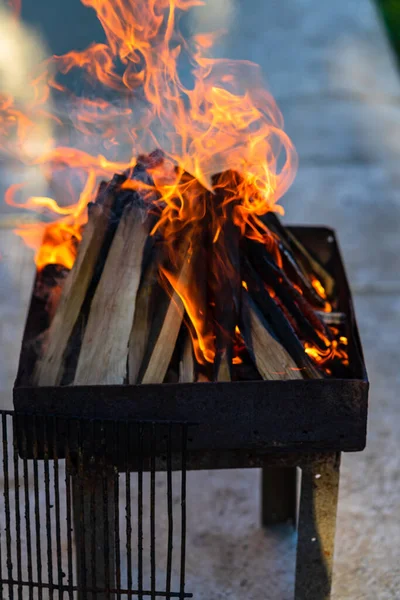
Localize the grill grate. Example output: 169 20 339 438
0 410 191 599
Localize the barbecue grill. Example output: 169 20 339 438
1 226 368 599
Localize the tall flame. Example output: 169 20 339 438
1 0 296 267
0 0 346 370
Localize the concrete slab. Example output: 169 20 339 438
283 164 400 290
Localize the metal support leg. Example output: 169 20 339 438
72 470 116 599
261 467 298 527
295 453 341 600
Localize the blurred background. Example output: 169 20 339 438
1 0 399 598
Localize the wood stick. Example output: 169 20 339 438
284 227 335 297
128 257 161 384
262 212 335 298
216 352 231 382
242 257 323 379
244 237 332 348
179 331 195 383
209 171 241 379
248 298 303 381
278 241 328 309
140 253 192 384
74 202 150 385
34 193 115 386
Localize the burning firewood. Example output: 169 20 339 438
31 153 349 387
263 212 335 298
34 190 116 386
179 332 195 383
216 352 232 382
242 256 323 379
128 257 160 384
74 201 152 385
244 237 332 349
139 249 192 384
247 297 303 381
34 151 163 386
209 171 241 381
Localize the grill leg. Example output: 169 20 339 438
294 453 341 600
261 467 297 527
72 470 116 599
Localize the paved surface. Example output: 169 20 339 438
1 0 400 598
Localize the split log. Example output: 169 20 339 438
34 192 115 386
216 352 231 382
262 212 335 300
32 263 69 321
137 168 210 383
246 295 303 380
208 171 241 380
140 251 193 384
74 201 151 385
231 286 263 382
128 257 161 384
179 331 195 383
286 228 335 297
242 257 323 379
244 237 332 349
278 240 328 309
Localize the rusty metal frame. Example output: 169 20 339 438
10 226 369 600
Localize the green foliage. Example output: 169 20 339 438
376 0 400 60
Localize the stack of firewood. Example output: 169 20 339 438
33 150 346 386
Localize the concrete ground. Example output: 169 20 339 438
1 0 400 598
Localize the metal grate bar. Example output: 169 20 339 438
21 415 34 600
89 421 97 600
12 417 23 600
77 419 88 600
0 410 191 599
33 415 43 600
2 413 14 600
43 419 54 599
114 422 122 600
65 418 74 600
0 579 193 597
52 417 63 600
179 425 188 600
150 424 156 600
102 425 111 600
138 423 144 600
166 423 173 600
125 421 133 600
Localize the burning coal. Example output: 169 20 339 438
1 0 349 384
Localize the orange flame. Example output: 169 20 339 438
2 0 297 270
1 0 345 371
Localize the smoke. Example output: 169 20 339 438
0 1 54 195
189 0 237 35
